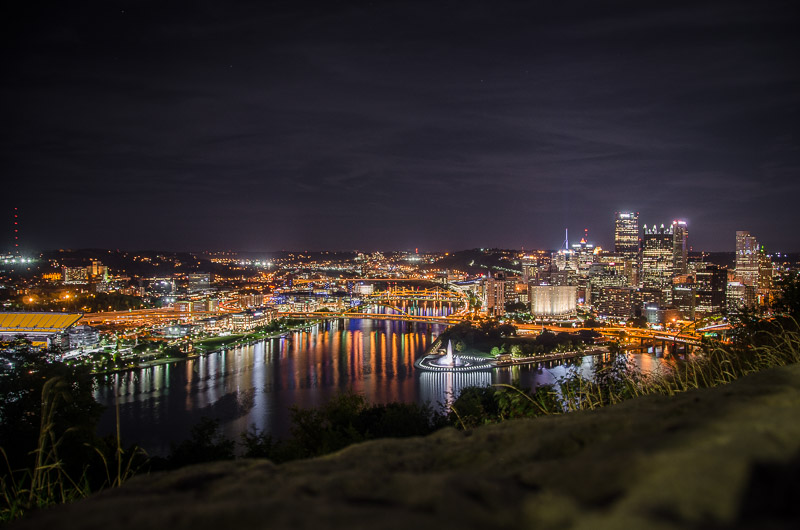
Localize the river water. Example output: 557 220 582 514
95 314 669 456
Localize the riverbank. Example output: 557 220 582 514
494 346 610 366
92 320 322 376
22 362 800 529
424 335 611 368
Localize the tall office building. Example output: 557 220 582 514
570 229 597 275
641 223 674 297
694 263 727 315
757 245 774 306
614 212 639 255
520 258 538 283
484 272 505 317
735 231 759 287
672 220 689 275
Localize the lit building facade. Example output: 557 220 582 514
570 230 598 276
614 212 639 255
484 274 505 317
62 266 88 285
727 280 756 311
188 273 211 293
594 286 634 318
641 223 674 299
529 285 577 318
671 220 689 275
694 263 727 315
735 231 759 287
67 325 100 349
757 248 774 306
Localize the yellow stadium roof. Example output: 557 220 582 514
0 312 83 334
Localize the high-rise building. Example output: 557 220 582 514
520 259 537 284
614 212 639 255
571 229 598 276
727 280 756 311
62 266 88 285
757 246 774 306
671 220 688 275
671 279 696 320
735 231 759 287
89 261 109 281
529 285 577 318
695 263 727 315
641 223 674 298
484 272 505 317
594 286 634 318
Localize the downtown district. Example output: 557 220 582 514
0 211 792 367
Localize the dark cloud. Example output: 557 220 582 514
3 0 799 252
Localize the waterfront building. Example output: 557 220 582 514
231 307 277 332
239 293 265 308
353 283 374 296
200 314 232 333
614 211 640 255
529 285 577 318
67 324 100 349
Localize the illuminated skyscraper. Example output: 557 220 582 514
484 272 505 317
641 223 674 298
671 220 688 275
614 212 639 255
735 231 759 287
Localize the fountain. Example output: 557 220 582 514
432 340 464 367
414 339 493 372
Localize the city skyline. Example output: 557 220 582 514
4 0 799 252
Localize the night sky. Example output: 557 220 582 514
3 1 799 253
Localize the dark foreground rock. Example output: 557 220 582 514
16 364 800 529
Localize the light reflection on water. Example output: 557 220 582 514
95 313 671 456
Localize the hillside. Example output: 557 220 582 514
14 363 800 529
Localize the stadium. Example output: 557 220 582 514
0 312 84 348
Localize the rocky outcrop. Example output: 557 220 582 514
16 364 800 529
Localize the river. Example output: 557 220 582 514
95 315 670 456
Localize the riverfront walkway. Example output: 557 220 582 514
493 347 611 367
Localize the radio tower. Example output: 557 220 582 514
13 207 20 256
563 228 569 251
